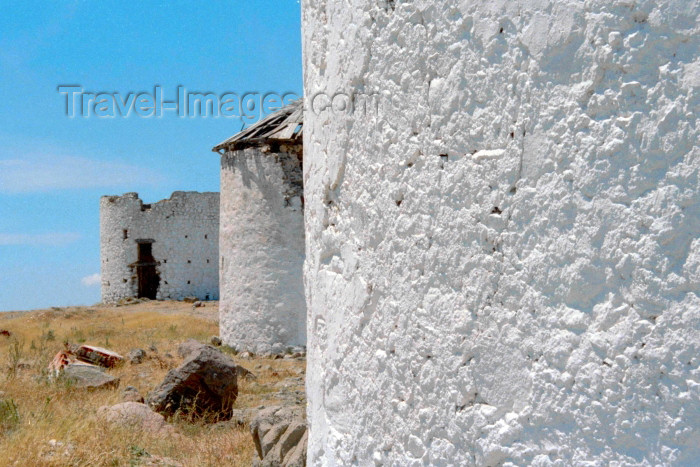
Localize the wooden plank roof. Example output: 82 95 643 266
212 99 303 153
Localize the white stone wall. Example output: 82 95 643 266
303 0 699 465
100 191 219 303
219 146 306 354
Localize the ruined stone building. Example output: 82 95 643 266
100 191 219 303
303 0 699 465
214 99 306 354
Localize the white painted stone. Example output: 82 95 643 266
100 192 219 303
219 146 306 354
303 0 700 465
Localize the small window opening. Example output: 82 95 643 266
205 294 210 300
204 234 208 239
187 280 191 284
207 259 210 263
163 259 167 263
185 235 188 238
187 260 191 264
123 229 128 239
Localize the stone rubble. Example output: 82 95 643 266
250 405 307 467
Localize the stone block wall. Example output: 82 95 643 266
100 191 219 303
303 0 699 464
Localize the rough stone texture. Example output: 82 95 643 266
128 349 147 365
177 339 255 380
98 402 175 436
176 339 208 358
123 386 145 403
147 345 238 419
100 191 219 303
303 0 700 465
62 363 119 390
219 146 306 354
250 405 307 467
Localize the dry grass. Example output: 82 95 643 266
0 301 305 466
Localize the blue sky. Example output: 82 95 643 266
0 1 302 311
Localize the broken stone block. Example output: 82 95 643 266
74 345 124 368
48 351 74 377
147 345 238 419
62 363 119 390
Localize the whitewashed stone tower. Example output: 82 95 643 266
214 100 306 354
100 191 219 303
303 0 699 465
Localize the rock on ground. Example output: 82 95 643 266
250 406 307 467
62 363 119 390
123 386 145 403
147 345 238 419
177 339 255 379
98 402 175 437
128 348 147 364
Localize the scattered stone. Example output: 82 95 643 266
177 339 205 358
74 345 124 368
98 402 175 436
62 363 120 390
164 353 173 359
41 439 75 460
192 301 204 308
123 386 145 403
128 348 147 365
149 344 158 353
210 336 222 346
250 406 307 467
183 296 198 303
147 345 238 419
239 351 252 359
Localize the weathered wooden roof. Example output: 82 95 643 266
212 99 303 153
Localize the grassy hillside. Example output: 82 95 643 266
0 301 305 466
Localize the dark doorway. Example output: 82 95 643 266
136 240 159 299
